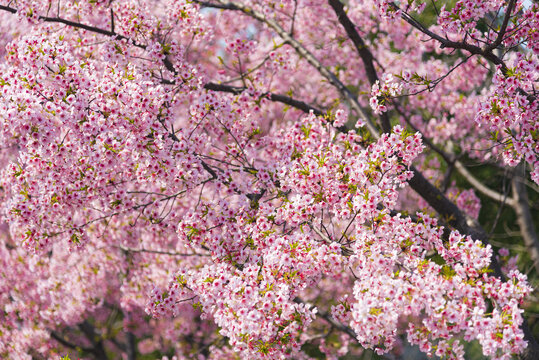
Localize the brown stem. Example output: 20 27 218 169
126 331 136 360
78 320 109 360
204 83 324 116
327 0 391 133
487 0 517 51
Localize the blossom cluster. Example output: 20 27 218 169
0 1 536 360
369 74 403 114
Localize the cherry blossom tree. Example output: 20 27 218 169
0 0 537 359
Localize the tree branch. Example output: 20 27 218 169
395 103 516 206
50 331 94 353
391 2 536 103
408 166 505 275
196 1 239 10
512 163 539 274
117 244 210 257
487 0 517 51
327 0 378 85
327 0 391 133
51 324 109 360
204 83 324 116
454 160 517 207
293 297 357 340
78 320 109 360
126 331 136 360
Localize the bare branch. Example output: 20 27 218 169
78 321 109 360
512 163 539 273
196 1 239 10
487 0 517 51
117 244 210 257
50 331 94 353
204 83 324 116
454 160 517 207
126 332 136 360
327 0 391 132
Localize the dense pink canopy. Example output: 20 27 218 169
0 1 537 359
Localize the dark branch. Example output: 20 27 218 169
126 331 136 360
327 0 391 133
0 5 16 14
196 0 381 136
50 331 93 353
196 1 240 10
0 4 143 47
328 0 378 85
51 326 109 359
487 0 517 51
204 82 324 116
512 163 539 273
78 320 109 360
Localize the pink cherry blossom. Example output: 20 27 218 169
0 1 537 360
